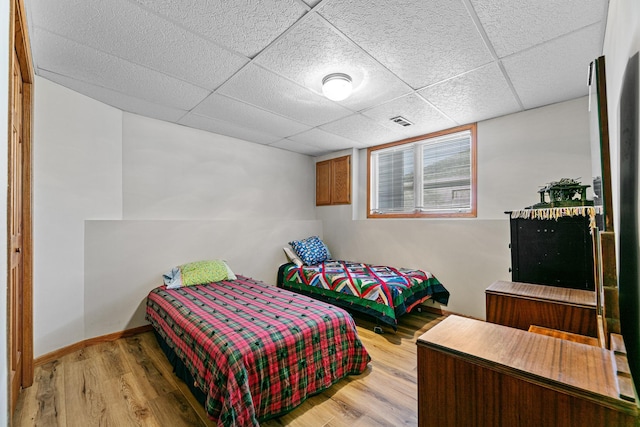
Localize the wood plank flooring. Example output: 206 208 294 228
12 311 444 427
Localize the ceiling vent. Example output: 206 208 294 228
390 116 413 127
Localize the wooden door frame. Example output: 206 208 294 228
8 0 34 406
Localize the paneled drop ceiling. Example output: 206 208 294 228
25 0 608 156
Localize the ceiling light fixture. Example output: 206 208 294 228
322 73 353 101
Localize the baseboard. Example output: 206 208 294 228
34 324 153 367
418 304 444 316
33 306 475 366
418 304 484 321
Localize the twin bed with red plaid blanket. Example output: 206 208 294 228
146 275 370 426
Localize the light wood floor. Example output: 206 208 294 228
13 311 444 427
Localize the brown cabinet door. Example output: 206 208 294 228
316 160 332 205
331 155 351 204
316 155 351 206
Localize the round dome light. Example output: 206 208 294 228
322 73 353 101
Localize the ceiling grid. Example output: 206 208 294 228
24 0 607 156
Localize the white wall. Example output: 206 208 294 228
322 219 509 319
33 77 123 356
1 0 10 423
478 97 592 218
33 81 317 357
122 113 315 220
84 219 322 338
318 97 592 319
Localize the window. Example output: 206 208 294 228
368 124 476 218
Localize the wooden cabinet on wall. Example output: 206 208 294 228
316 155 351 206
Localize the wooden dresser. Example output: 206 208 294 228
508 213 595 290
486 280 598 337
416 315 639 427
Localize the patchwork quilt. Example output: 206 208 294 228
278 260 450 329
146 276 370 427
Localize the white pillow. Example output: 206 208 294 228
283 247 303 267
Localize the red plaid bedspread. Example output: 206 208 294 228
146 276 370 426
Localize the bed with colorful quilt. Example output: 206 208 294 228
145 260 370 427
277 260 449 331
279 236 449 332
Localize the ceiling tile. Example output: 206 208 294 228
39 70 189 123
256 13 412 111
179 113 281 145
28 0 248 91
131 0 308 58
470 0 608 58
287 128 363 151
319 113 404 146
192 94 310 138
219 64 353 127
269 139 331 156
362 93 457 137
34 29 210 111
419 63 522 124
300 0 322 7
24 0 610 157
502 25 602 110
319 0 493 89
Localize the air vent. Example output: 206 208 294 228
389 115 413 127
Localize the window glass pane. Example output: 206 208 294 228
375 147 414 213
422 133 471 211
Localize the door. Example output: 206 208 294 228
9 0 34 416
9 48 24 413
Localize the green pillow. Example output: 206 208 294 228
180 260 229 286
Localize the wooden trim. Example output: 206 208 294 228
601 231 618 289
368 123 475 152
7 5 17 415
367 211 476 219
17 0 34 388
34 325 154 367
418 304 444 316
13 0 33 83
20 80 33 386
417 303 484 321
367 123 477 219
595 56 614 232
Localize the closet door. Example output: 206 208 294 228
9 0 34 417
9 47 24 414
